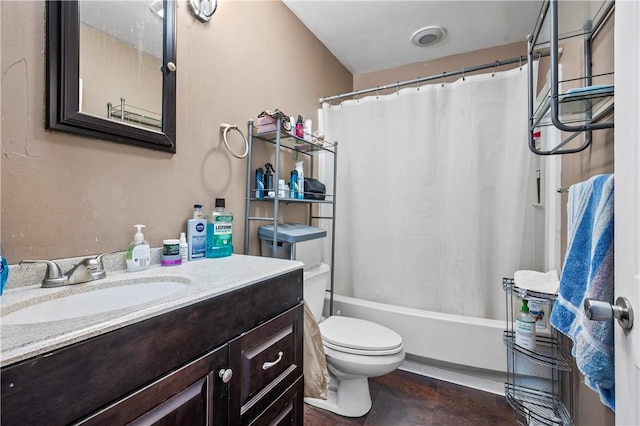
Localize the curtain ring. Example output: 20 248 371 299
519 56 523 70
462 68 465 82
492 61 499 77
441 72 447 87
416 79 420 91
376 86 380 99
396 82 400 95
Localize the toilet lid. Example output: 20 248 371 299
319 316 403 354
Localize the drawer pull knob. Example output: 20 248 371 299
262 351 284 370
218 368 233 383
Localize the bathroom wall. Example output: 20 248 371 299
0 1 352 264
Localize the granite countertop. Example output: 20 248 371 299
0 254 303 368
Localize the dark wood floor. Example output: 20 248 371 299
304 369 517 426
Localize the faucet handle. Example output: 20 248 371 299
94 250 118 269
19 260 67 287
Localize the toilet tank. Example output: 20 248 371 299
303 263 330 322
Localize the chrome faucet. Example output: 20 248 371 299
20 251 117 288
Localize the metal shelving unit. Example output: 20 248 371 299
243 119 338 312
503 278 574 426
527 0 615 155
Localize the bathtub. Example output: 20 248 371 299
325 294 507 374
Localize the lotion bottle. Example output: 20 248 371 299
515 299 536 351
126 224 151 272
179 232 189 263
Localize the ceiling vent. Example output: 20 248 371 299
411 26 447 47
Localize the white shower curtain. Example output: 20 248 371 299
321 65 533 321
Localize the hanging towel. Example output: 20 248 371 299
549 174 615 410
514 270 560 295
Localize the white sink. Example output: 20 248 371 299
2 281 188 325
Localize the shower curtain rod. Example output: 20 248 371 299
319 51 552 103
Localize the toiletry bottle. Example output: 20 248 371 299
515 299 536 351
126 224 151 272
179 232 189 263
264 163 275 197
290 169 298 199
187 204 207 261
295 161 305 199
206 198 233 258
0 243 8 295
278 179 286 198
295 115 304 138
304 118 312 141
255 167 264 198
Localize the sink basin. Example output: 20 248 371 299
2 281 188 325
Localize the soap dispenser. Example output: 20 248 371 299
126 224 151 272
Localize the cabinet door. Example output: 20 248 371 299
76 345 229 426
229 304 303 425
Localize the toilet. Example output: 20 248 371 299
303 263 405 417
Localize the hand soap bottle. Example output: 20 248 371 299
126 224 151 272
515 299 536 351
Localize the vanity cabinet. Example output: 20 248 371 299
0 269 303 426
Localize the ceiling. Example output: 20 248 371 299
282 0 544 75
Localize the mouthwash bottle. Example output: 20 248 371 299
206 198 233 258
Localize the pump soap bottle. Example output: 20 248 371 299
126 224 151 272
515 299 536 351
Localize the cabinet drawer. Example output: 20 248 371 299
230 303 303 423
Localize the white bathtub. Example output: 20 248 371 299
325 294 507 373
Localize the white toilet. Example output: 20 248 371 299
303 263 405 417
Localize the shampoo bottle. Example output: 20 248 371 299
515 299 536 351
206 198 233 258
126 224 151 272
295 161 305 199
187 204 207 260
290 169 298 199
255 167 264 198
295 115 304 138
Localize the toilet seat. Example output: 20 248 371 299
319 316 403 356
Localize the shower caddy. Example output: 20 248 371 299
243 118 338 313
527 0 614 155
503 278 574 426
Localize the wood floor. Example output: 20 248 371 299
303 370 517 426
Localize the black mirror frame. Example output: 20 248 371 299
46 0 177 153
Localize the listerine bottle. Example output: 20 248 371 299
206 198 233 258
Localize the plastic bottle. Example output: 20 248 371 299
295 115 304 138
255 168 264 198
206 198 233 258
0 243 8 296
515 299 536 351
304 119 312 141
187 204 207 261
126 224 151 272
179 232 189 263
295 161 305 199
264 163 275 197
278 179 286 198
290 169 298 199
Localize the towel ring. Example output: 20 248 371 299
220 123 248 159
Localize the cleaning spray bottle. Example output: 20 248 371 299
126 224 151 272
515 299 536 351
295 161 304 199
264 163 275 198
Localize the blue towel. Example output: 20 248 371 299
549 174 615 410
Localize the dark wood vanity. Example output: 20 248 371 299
1 269 304 425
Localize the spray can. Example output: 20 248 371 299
255 167 264 198
264 163 274 197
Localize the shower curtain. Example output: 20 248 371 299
321 65 533 321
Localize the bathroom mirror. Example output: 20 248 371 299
47 0 177 153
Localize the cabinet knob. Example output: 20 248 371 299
218 368 233 383
584 297 634 331
166 62 177 72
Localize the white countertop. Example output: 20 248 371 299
0 254 303 367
